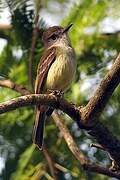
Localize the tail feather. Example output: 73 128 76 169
33 106 46 150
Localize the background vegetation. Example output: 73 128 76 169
0 0 120 179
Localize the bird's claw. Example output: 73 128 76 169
47 89 64 97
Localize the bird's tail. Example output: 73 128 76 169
32 106 47 150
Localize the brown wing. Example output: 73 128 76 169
33 47 56 149
35 47 56 94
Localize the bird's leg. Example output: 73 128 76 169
46 90 64 117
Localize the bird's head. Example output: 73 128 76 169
42 24 73 48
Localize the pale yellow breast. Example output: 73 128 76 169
45 46 76 91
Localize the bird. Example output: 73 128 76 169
33 24 76 149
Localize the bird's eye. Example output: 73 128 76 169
50 34 57 40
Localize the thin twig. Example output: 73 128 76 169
0 24 12 30
28 15 39 89
90 143 105 151
43 145 58 180
52 111 88 165
90 143 120 172
0 80 31 95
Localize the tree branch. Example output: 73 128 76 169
0 53 120 175
84 163 120 179
0 24 12 41
0 24 12 30
52 111 88 164
43 145 58 180
0 93 81 122
0 92 120 170
52 112 120 179
81 53 120 124
0 80 58 179
0 82 120 178
0 80 31 95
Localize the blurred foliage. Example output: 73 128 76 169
0 0 120 179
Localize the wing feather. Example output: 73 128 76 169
35 47 56 93
33 47 56 149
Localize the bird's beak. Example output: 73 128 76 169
63 23 73 34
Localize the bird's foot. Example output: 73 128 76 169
47 89 64 97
